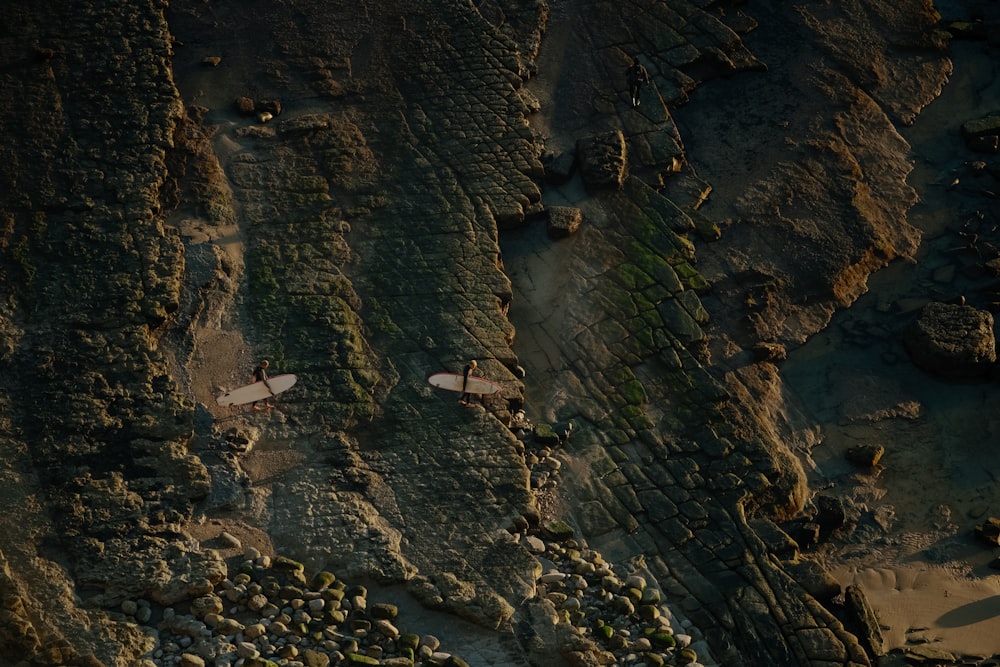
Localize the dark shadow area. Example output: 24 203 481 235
937 594 1000 628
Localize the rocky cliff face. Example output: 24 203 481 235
0 0 953 666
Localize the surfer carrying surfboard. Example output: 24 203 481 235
251 359 274 411
459 359 478 406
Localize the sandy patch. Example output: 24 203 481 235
837 564 1000 656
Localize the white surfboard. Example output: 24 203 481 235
427 372 502 395
217 374 298 406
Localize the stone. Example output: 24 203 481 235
244 623 267 639
190 594 223 618
905 644 956 662
961 114 1000 139
179 655 205 667
370 601 398 619
547 206 583 239
845 585 885 658
676 647 698 665
975 517 1000 547
374 618 400 639
311 571 337 590
533 423 560 446
234 97 256 115
236 642 260 659
218 532 242 549
247 593 268 611
903 302 996 377
541 520 575 541
303 649 332 667
845 444 884 468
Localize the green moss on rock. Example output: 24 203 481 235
621 379 647 406
542 520 575 541
272 555 305 572
311 571 336 590
615 263 655 290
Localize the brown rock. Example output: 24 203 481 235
845 444 884 468
903 301 997 377
546 206 582 239
974 517 1000 547
845 584 885 658
234 96 256 115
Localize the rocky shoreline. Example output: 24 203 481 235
2 0 1000 666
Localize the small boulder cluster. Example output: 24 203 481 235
521 528 711 667
511 414 713 666
130 549 471 667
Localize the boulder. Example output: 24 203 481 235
903 302 996 377
845 585 885 658
546 206 583 239
234 96 255 115
974 517 1000 547
961 113 1000 139
845 444 884 468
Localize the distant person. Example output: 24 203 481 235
459 359 478 406
251 359 274 411
626 56 650 108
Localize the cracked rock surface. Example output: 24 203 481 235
0 0 965 666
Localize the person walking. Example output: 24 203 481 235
251 359 274 411
459 359 478 406
626 56 650 108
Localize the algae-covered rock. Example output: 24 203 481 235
533 423 560 445
541 520 575 541
311 571 336 590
